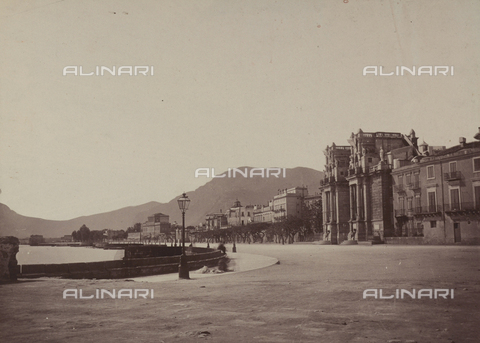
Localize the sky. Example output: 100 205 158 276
1 0 479 220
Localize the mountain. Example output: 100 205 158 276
0 201 162 239
0 167 323 238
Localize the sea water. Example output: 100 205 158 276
16 246 124 265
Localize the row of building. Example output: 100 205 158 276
320 128 480 244
203 186 321 231
138 128 480 245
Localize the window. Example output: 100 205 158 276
427 190 436 212
368 158 372 163
475 185 480 209
398 175 403 184
406 173 412 185
449 162 457 173
474 158 480 172
407 197 413 210
450 188 460 210
430 221 436 228
415 194 421 212
427 165 435 179
414 172 420 183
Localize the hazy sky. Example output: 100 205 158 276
1 0 479 220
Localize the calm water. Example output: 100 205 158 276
16 246 124 265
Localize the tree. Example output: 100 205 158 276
78 224 91 242
303 199 323 236
29 235 45 246
126 223 142 233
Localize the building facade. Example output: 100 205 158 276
272 187 308 222
205 210 229 230
141 213 170 239
320 129 419 244
226 200 256 226
392 135 480 244
253 202 274 223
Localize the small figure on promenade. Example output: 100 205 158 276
217 243 226 254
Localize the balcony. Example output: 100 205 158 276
444 202 480 215
406 181 420 190
413 206 423 215
347 167 363 176
444 171 462 181
394 184 406 193
395 209 407 217
413 205 441 215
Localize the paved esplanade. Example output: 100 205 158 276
1 243 478 342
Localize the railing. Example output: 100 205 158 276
414 205 441 214
375 132 402 138
321 176 336 185
358 133 374 138
394 184 405 193
413 206 423 214
347 167 363 176
395 209 406 217
444 202 480 212
444 171 462 181
406 181 420 190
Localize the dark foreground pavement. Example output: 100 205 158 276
1 244 479 343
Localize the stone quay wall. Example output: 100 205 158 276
17 247 225 279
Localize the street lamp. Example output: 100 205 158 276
177 192 190 279
232 226 237 253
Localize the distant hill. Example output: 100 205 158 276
0 167 322 238
0 201 162 239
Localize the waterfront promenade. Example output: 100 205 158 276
1 243 479 342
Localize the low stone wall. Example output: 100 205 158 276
18 249 225 279
384 237 425 245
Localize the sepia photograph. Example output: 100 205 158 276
0 1 479 342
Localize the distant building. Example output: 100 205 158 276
141 213 170 239
272 187 308 222
61 235 73 242
127 232 141 241
205 210 228 230
253 202 274 223
250 187 311 224
226 200 256 226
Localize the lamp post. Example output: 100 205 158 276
177 192 190 279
